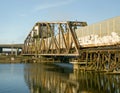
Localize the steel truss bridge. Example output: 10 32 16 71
22 21 120 72
23 21 87 56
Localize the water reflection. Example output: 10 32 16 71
24 63 120 93
0 64 29 93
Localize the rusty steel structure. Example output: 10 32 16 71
23 17 120 72
23 21 87 56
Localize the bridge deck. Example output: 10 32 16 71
0 44 23 48
22 53 79 56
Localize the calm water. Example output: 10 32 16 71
0 63 120 93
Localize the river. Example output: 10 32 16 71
0 63 120 93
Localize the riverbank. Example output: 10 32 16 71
0 55 55 63
0 55 26 63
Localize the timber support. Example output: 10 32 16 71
72 46 120 73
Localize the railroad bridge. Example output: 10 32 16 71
22 16 120 72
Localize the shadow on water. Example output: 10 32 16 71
24 63 120 93
45 63 73 73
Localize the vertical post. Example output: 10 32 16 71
118 51 120 62
47 23 48 54
102 53 105 71
97 52 100 70
37 23 40 54
114 52 117 71
0 48 3 53
86 52 88 68
115 52 117 65
11 46 13 55
59 25 60 54
108 52 111 71
15 48 18 56
90 52 92 63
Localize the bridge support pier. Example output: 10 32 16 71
73 63 79 70
73 63 86 71
0 48 3 53
15 48 19 56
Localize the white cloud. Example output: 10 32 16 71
18 0 77 17
34 0 76 11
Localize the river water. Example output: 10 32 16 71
0 63 120 93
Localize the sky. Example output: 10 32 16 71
0 0 120 44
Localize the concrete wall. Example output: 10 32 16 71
75 16 120 47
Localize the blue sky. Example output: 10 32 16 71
0 0 120 44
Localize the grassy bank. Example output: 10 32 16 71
0 55 24 63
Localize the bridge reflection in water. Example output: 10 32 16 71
24 64 120 93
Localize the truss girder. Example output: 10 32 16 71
23 21 87 56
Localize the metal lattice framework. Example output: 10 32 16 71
23 21 87 56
